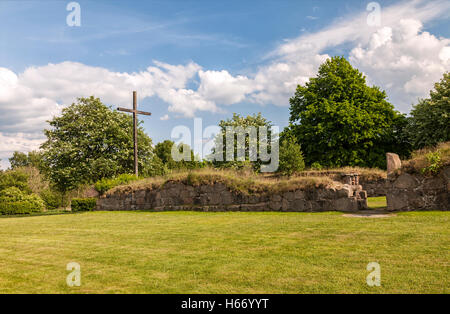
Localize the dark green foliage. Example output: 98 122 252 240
71 198 97 212
154 140 204 170
288 56 408 169
278 134 305 176
39 189 63 210
40 96 154 193
0 187 45 215
145 156 169 177
94 174 139 195
9 151 43 170
310 162 323 170
407 72 450 149
0 169 31 193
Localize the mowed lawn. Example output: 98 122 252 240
0 207 448 293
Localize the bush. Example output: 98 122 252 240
142 156 169 177
0 187 45 215
40 189 62 210
0 169 31 193
310 162 323 170
278 135 305 176
421 152 442 175
94 174 139 195
71 198 97 212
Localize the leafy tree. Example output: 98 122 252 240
288 56 407 169
9 151 43 170
278 133 305 176
407 72 450 149
212 113 274 171
154 140 204 170
0 169 31 193
40 96 154 194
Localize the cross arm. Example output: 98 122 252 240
117 107 133 113
117 107 152 116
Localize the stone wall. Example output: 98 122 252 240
97 181 368 212
386 166 450 211
359 178 387 197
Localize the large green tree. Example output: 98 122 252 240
288 56 407 169
41 96 154 193
407 72 450 149
212 113 274 171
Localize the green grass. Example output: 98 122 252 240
0 210 448 294
368 196 387 209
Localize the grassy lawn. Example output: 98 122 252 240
0 208 448 294
368 196 387 209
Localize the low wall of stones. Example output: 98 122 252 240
386 167 450 211
359 178 387 197
97 181 368 212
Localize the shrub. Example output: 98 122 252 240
94 174 139 195
71 198 97 212
421 151 442 175
310 162 323 170
142 156 169 177
40 188 62 210
401 141 450 175
0 169 31 193
0 187 45 215
278 135 305 176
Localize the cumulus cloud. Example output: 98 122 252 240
349 18 450 111
160 114 170 121
0 132 44 169
198 70 256 105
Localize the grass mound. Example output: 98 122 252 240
400 141 450 175
293 167 386 181
108 168 335 195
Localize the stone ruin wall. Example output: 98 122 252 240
295 171 387 197
359 178 387 197
97 179 368 212
386 153 450 211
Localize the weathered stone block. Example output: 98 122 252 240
387 152 401 175
335 197 358 212
294 190 306 199
269 201 281 211
394 173 418 189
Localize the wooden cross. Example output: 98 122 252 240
117 91 151 177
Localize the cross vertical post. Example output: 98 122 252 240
117 91 152 177
133 91 138 177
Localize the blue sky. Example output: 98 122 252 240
0 0 449 168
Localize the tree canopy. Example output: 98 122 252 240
154 140 200 170
40 96 154 193
407 72 450 149
9 151 43 170
288 56 407 169
212 113 274 171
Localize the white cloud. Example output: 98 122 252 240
160 114 169 121
349 18 450 111
198 70 255 105
0 132 44 170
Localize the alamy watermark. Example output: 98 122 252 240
66 262 81 287
170 118 279 172
366 2 381 27
66 2 81 27
366 262 381 286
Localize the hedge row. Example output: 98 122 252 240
71 198 97 212
0 187 45 215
